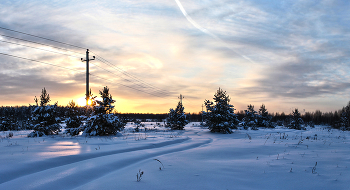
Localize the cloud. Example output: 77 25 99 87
237 57 350 99
1 0 350 113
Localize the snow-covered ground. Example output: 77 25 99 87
0 123 349 190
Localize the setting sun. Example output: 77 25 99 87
76 96 103 107
76 97 87 107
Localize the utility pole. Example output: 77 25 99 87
178 94 184 104
81 49 95 106
201 104 204 123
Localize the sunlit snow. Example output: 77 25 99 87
0 123 349 189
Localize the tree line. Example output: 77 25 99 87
0 106 342 126
1 87 350 133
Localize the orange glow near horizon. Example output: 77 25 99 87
75 96 102 107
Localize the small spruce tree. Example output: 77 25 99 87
243 104 257 129
39 88 50 106
338 101 350 130
203 88 239 134
64 100 83 136
0 117 20 131
257 104 274 128
289 108 304 130
83 86 126 136
166 101 188 130
28 88 61 137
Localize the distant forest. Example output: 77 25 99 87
0 105 344 125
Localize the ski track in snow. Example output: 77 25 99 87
0 128 213 189
1 123 350 190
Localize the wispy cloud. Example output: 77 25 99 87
174 0 255 63
0 0 350 113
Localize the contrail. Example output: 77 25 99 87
174 0 217 39
174 0 254 64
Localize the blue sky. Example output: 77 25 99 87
1 0 350 114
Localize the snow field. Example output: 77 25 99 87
0 123 349 189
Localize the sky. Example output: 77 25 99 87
1 0 350 114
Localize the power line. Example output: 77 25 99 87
92 52 171 96
0 52 84 72
0 34 84 56
0 27 170 96
0 52 169 98
0 32 170 96
89 73 165 98
92 59 171 96
0 40 81 58
90 62 169 97
0 26 86 50
0 27 173 98
94 53 169 93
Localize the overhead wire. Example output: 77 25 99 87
89 62 167 97
0 26 86 50
0 28 169 94
0 40 81 58
0 34 84 56
0 27 174 99
95 53 169 92
0 27 171 96
0 52 167 98
91 52 171 96
0 39 171 97
93 57 171 96
89 73 165 98
0 27 169 95
0 52 84 73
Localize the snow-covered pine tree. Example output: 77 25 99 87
0 117 20 131
203 88 239 134
289 108 304 130
83 86 126 136
257 104 275 128
28 88 61 137
243 104 258 129
64 100 83 136
339 101 350 130
166 101 188 130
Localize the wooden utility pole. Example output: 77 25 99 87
201 104 204 123
81 49 95 105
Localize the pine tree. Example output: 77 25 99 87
243 104 257 129
83 86 126 136
289 108 304 130
203 88 239 134
166 101 188 130
28 88 61 137
64 100 83 136
339 101 350 130
256 104 274 128
40 88 50 106
259 104 268 117
0 117 20 131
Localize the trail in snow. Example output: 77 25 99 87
1 123 350 190
0 127 213 189
0 137 190 184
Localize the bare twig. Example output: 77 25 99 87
154 159 164 170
